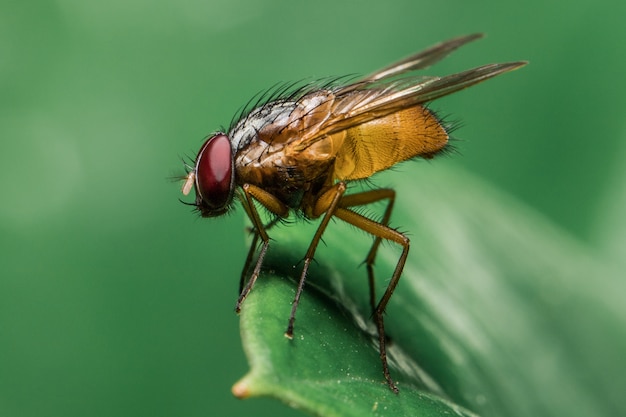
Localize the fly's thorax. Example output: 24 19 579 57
231 100 298 187
234 150 335 211
230 89 342 209
229 101 298 151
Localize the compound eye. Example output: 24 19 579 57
195 134 233 211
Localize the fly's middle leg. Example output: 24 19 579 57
285 182 348 339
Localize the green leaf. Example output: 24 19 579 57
233 164 626 417
233 275 479 417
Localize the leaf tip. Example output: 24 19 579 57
231 377 251 399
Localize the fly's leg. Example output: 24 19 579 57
239 216 282 295
333 198 409 394
236 184 289 313
339 189 396 315
239 231 260 295
285 182 347 339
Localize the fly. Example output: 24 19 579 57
180 33 526 392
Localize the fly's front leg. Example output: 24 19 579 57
236 184 289 313
239 216 282 295
339 189 396 315
239 231 260 295
285 182 347 339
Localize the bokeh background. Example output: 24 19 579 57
1 1 625 416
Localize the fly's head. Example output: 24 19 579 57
182 133 235 217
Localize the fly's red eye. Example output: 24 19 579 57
195 134 233 213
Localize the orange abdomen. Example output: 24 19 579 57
331 106 448 181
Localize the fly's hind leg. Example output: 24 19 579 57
334 195 408 394
339 189 396 315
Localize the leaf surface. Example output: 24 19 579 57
234 165 626 417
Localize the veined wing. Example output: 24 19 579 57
297 61 526 144
236 35 526 182
337 33 484 94
283 36 526 180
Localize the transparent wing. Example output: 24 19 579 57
304 61 526 141
337 33 484 94
253 34 526 161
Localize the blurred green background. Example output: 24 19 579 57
1 0 625 416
